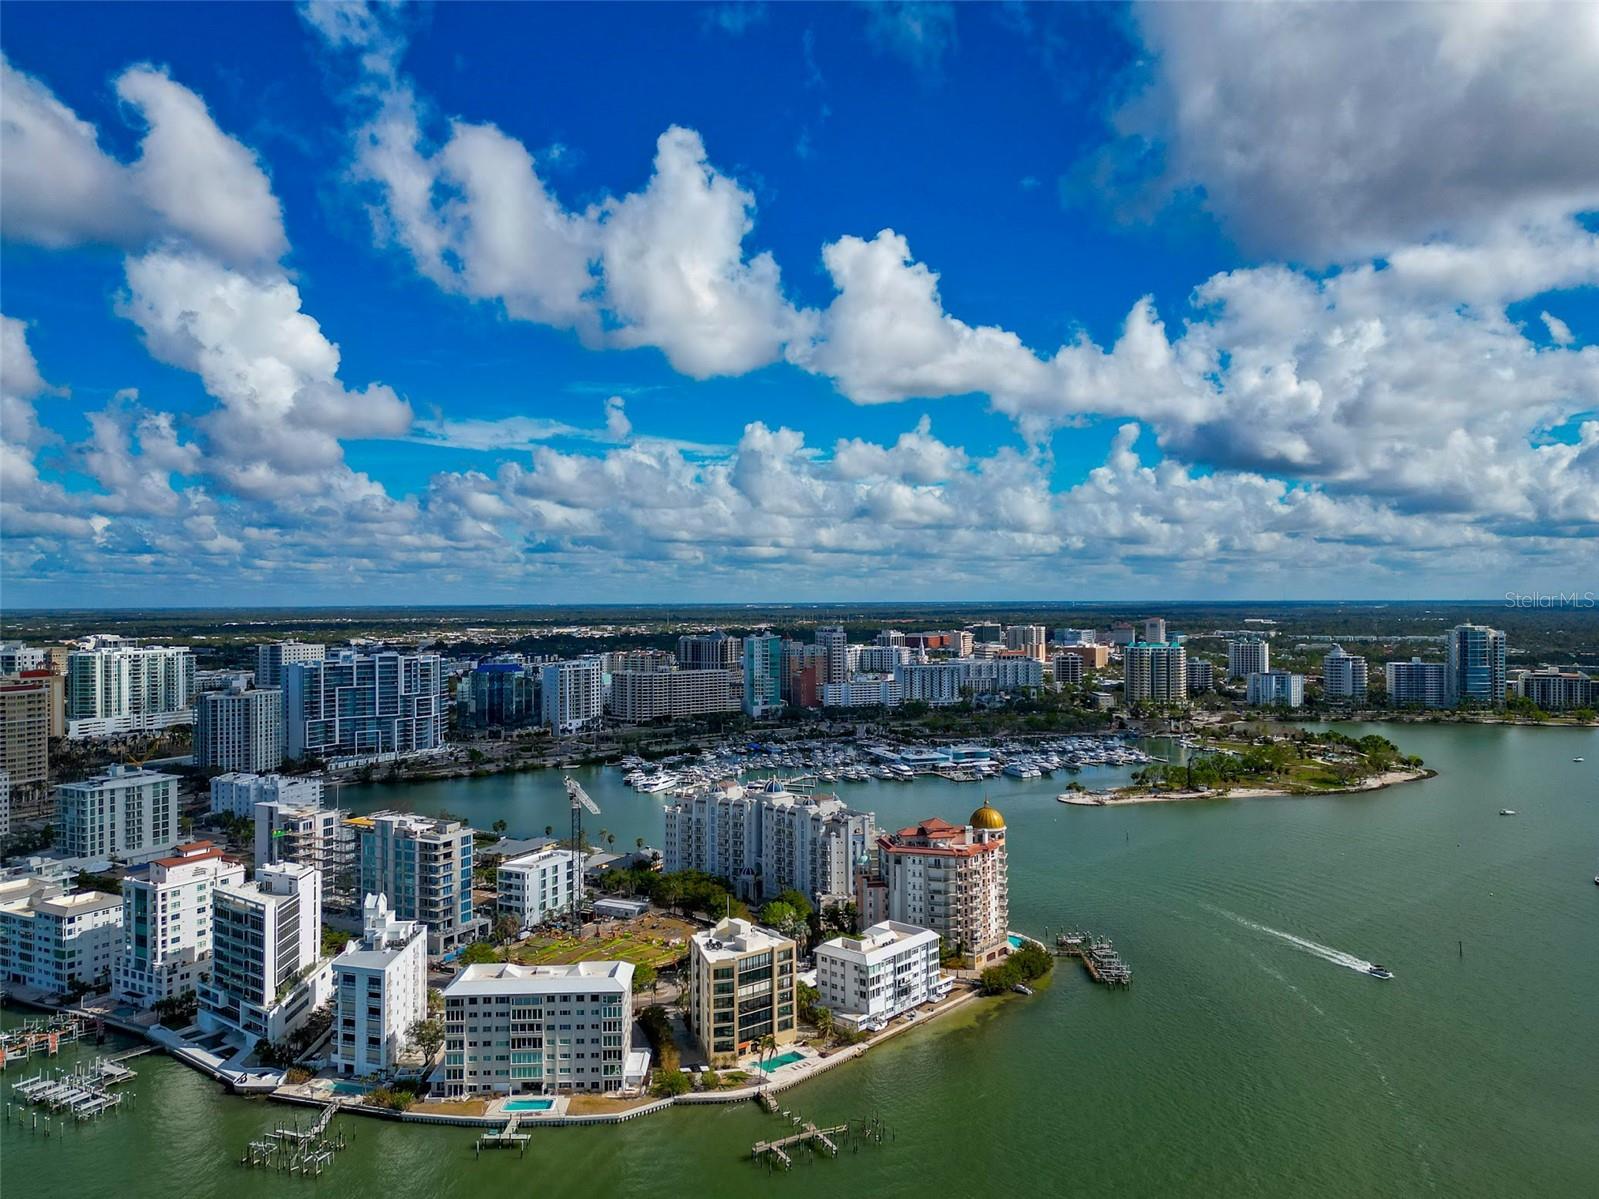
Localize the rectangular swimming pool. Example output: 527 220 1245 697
504 1098 555 1112
331 1082 365 1096
757 1052 805 1072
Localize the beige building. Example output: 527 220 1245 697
1 674 52 805
686 917 798 1066
859 803 1010 968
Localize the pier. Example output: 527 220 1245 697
6 1055 139 1121
1056 932 1133 987
0 1014 87 1066
240 1103 349 1177
750 1115 891 1172
476 1112 531 1157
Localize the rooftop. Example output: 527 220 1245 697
445 960 633 996
692 917 794 961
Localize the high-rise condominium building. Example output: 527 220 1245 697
1445 624 1507 708
331 893 427 1077
1247 670 1305 708
283 649 443 760
676 630 742 671
1052 653 1085 687
0 642 48 674
1 673 52 797
663 781 876 906
113 840 244 1007
607 668 739 721
56 766 181 864
255 797 353 909
255 641 327 688
1386 658 1449 708
538 658 604 733
1124 641 1188 705
860 802 1009 968
200 861 329 1044
353 811 482 953
195 685 284 772
1322 645 1370 704
686 918 798 1066
815 626 849 686
743 634 784 717
66 641 195 737
467 660 538 728
1226 636 1271 680
1004 625 1048 661
1143 617 1168 644
441 961 644 1095
1517 667 1596 711
1186 659 1215 693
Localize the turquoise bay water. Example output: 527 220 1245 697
5 723 1596 1197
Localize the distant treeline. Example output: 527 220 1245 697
6 601 1595 666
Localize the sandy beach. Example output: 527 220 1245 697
1058 767 1432 807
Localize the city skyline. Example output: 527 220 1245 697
3 2 1596 606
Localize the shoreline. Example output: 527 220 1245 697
4 978 995 1131
1059 767 1435 807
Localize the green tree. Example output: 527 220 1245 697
408 1018 445 1062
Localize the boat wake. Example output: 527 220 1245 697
1209 906 1376 975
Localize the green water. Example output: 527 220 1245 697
6 724 1597 1197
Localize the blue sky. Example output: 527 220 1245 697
1 2 1595 606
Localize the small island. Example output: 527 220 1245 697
1060 728 1430 806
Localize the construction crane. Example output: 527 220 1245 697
563 775 600 936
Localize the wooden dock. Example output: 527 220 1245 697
752 1123 847 1169
476 1111 531 1157
240 1104 348 1177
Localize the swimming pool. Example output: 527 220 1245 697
504 1098 555 1112
1008 934 1025 948
757 1051 805 1072
331 1082 365 1096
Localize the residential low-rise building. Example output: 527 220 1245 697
113 841 245 1008
815 920 946 1033
210 772 324 819
440 961 644 1095
1 885 123 996
497 847 577 933
331 893 428 1077
685 917 797 1066
819 676 903 708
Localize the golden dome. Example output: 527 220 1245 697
969 801 1006 830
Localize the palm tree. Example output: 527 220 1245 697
758 1032 777 1072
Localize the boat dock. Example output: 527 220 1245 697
6 1055 138 1120
0 1014 87 1066
752 1123 847 1169
1056 932 1133 987
476 1112 531 1157
241 1103 348 1177
750 1115 892 1172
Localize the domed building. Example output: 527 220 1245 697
856 800 1011 968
